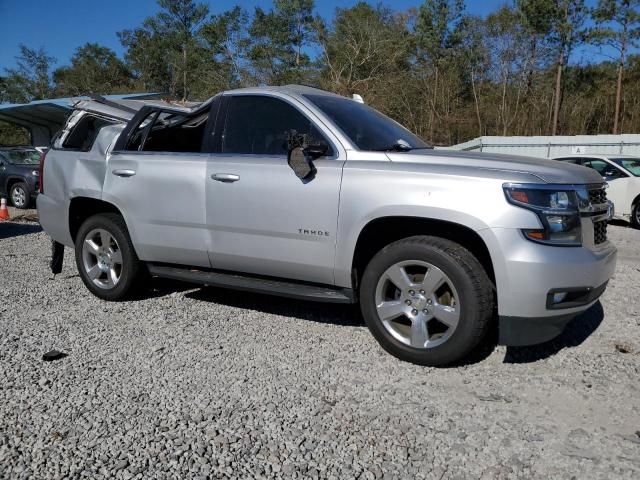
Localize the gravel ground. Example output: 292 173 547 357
1 213 639 479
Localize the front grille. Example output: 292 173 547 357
588 186 609 245
588 187 607 206
593 221 607 245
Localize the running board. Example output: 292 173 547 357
147 264 356 304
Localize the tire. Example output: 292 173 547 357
632 203 640 230
10 182 30 209
360 236 494 366
74 213 142 301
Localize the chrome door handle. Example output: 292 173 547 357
211 173 240 183
112 169 136 177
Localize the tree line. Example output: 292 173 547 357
1 0 639 146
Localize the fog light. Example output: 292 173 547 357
552 292 568 304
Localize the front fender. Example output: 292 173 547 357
333 164 540 288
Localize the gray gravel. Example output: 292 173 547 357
1 214 639 479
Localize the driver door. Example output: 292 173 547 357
205 94 345 285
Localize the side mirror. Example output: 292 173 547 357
604 170 617 178
288 146 316 181
304 142 328 159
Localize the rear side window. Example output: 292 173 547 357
124 110 209 153
222 96 332 156
63 114 116 151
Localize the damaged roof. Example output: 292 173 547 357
0 93 163 145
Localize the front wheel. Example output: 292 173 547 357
360 236 494 366
75 213 142 301
632 203 640 229
10 182 30 209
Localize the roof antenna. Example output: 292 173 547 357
352 94 364 104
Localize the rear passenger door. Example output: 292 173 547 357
104 101 219 267
205 94 345 285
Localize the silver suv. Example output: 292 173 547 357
37 85 617 366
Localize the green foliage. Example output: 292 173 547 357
3 45 55 103
0 121 30 146
248 0 318 85
2 0 640 146
318 3 411 94
53 44 134 96
415 0 466 63
591 0 640 60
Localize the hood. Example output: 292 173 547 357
386 149 604 185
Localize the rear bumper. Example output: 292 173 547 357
36 194 73 247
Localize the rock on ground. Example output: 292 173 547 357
0 217 639 479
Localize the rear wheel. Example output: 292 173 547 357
360 236 494 366
75 213 142 300
10 182 29 209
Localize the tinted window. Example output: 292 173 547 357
556 157 580 164
304 94 431 151
0 149 40 165
63 115 116 151
222 96 332 156
582 159 626 178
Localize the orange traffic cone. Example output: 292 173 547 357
0 198 10 221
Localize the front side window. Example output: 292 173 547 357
222 96 332 156
304 94 431 152
582 159 626 178
611 157 640 177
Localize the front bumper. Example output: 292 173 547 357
499 281 607 346
481 228 617 346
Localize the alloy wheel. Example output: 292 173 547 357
11 186 26 208
81 228 123 289
374 260 460 349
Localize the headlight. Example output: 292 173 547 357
32 170 39 176
503 184 582 246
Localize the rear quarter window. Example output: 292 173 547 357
61 114 117 151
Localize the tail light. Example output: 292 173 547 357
38 150 47 193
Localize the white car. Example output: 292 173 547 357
554 154 640 228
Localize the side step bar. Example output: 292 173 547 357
147 264 356 304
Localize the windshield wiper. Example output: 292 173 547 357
373 143 414 152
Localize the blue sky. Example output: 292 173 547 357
0 0 613 72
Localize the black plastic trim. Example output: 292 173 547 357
147 263 356 304
545 281 608 310
499 313 577 346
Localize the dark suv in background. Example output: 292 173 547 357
0 146 41 209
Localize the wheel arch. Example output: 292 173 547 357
350 216 496 292
5 175 27 194
69 197 124 242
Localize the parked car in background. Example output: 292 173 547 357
553 155 640 228
37 86 616 366
0 146 41 209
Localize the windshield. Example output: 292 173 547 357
304 94 431 151
611 157 640 176
0 150 40 165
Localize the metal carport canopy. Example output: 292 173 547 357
0 93 162 146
